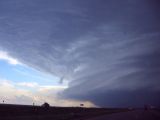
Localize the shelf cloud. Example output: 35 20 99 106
0 0 160 107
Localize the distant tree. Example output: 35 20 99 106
80 104 84 107
41 102 50 109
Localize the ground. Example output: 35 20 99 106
87 110 160 120
0 104 159 120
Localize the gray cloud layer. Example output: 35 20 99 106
0 0 160 107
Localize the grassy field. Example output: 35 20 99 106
0 104 129 120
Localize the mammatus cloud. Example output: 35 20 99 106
0 0 160 107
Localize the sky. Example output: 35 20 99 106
0 0 160 107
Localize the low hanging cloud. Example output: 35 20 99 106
0 79 95 107
0 0 160 107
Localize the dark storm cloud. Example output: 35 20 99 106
0 0 160 107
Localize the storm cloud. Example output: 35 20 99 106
0 0 160 107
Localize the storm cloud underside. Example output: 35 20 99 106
0 0 160 107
